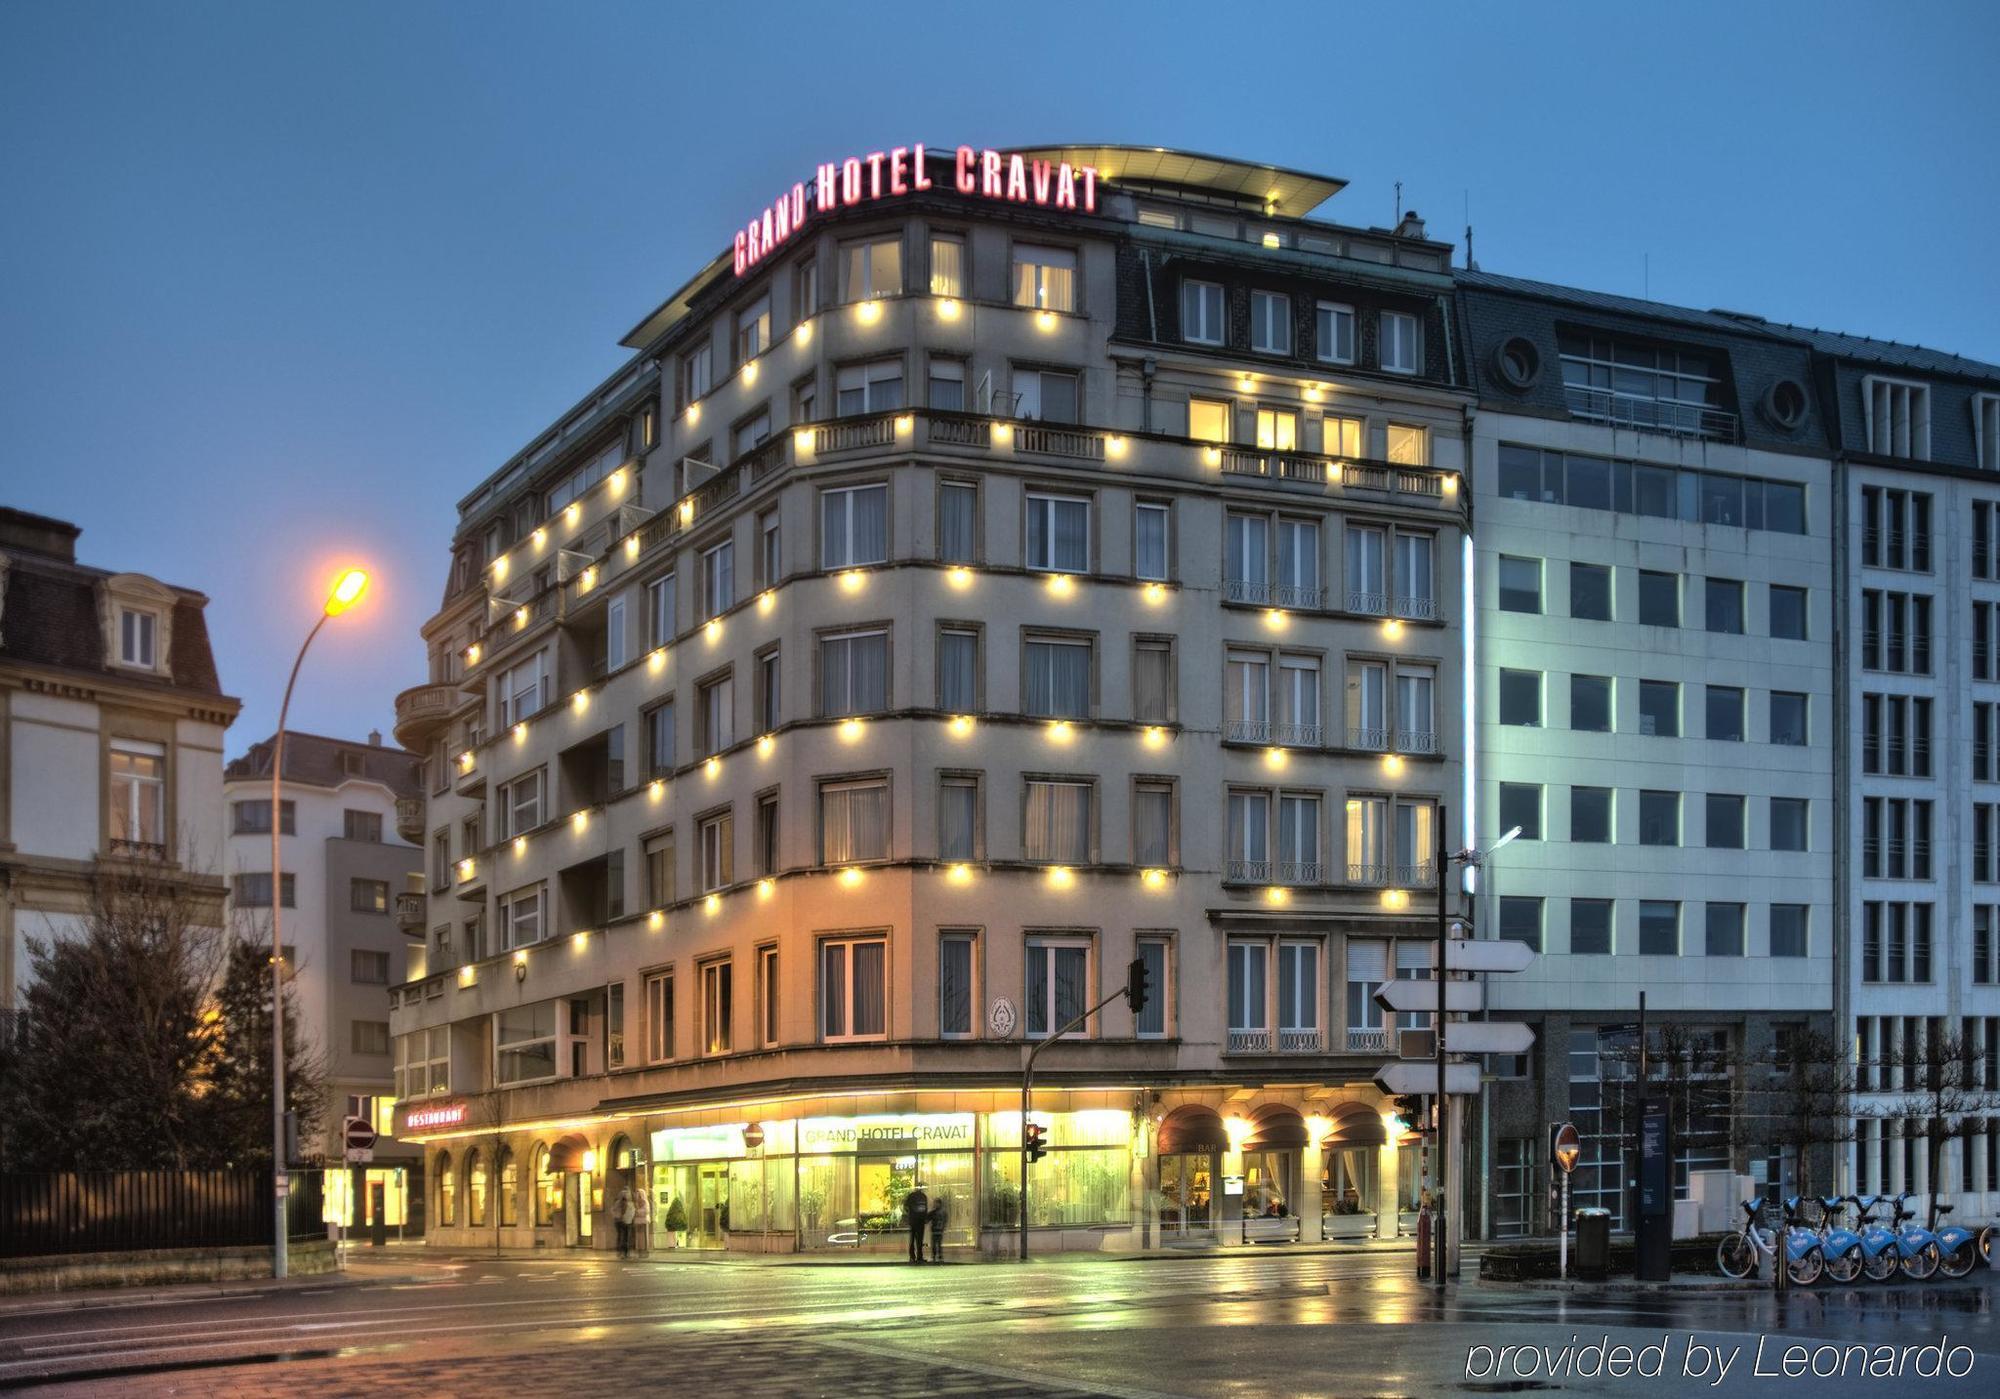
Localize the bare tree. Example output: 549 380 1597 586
1600 1023 1738 1185
1887 1027 2000 1228
1741 1026 1853 1201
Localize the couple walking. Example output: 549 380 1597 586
902 1185 949 1262
612 1187 650 1259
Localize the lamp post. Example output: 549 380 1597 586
270 567 369 1279
1432 817 1518 1292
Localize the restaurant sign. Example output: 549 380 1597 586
798 1113 974 1155
733 145 1100 276
404 1101 468 1132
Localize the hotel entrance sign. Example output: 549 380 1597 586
733 145 1101 276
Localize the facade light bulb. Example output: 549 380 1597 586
1143 582 1166 605
795 319 813 347
946 863 973 884
706 756 721 777
839 718 865 742
758 734 774 756
741 360 760 387
839 866 864 887
757 878 775 898
1048 720 1073 743
1035 310 1057 331
572 810 588 832
649 779 665 800
649 648 667 672
993 422 1013 445
572 690 589 712
840 570 865 592
1382 619 1405 640
648 910 665 930
465 643 482 665
532 528 548 550
705 893 721 914
759 590 776 612
513 722 528 743
946 566 973 589
1263 747 1288 770
794 427 815 452
937 298 961 320
515 606 529 629
625 536 639 559
490 556 509 583
894 414 914 435
1046 573 1074 597
686 401 702 427
856 300 882 324
1142 868 1168 890
1264 886 1291 906
948 715 974 737
1047 865 1075 889
514 836 527 857
565 503 581 527
705 618 722 642
1143 726 1167 748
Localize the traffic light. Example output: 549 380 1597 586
1124 956 1151 1015
1025 1122 1048 1165
1393 1094 1429 1136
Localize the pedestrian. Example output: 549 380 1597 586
632 1187 651 1258
927 1190 950 1263
613 1187 636 1260
902 1184 930 1263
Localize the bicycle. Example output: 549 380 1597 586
1848 1196 1906 1283
1806 1195 1865 1284
1929 1200 1980 1280
1716 1198 1822 1285
1885 1193 1942 1281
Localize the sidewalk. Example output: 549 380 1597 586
400 1236 1423 1268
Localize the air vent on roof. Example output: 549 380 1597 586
1491 336 1542 392
1760 379 1809 433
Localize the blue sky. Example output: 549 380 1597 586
3 0 1996 749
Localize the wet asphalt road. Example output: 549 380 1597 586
0 1247 1994 1397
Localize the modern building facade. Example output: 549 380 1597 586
0 507 238 1008
223 730 425 1226
390 145 1475 1253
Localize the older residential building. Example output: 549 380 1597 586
0 507 238 1006
392 145 1473 1253
224 730 424 1227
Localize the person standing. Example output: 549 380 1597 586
613 1187 636 1260
927 1190 950 1263
902 1184 930 1263
632 1187 652 1258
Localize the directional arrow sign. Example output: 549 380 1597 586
1442 1021 1537 1055
1375 1061 1483 1096
1430 940 1537 974
1374 978 1483 1015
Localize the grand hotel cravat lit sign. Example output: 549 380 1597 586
733 145 1100 276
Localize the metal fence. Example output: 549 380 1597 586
0 1169 325 1258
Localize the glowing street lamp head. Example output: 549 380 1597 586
324 569 370 617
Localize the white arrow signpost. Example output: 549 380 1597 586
1429 939 1537 974
1374 1061 1484 1096
1437 1021 1537 1056
1374 979 1485 1016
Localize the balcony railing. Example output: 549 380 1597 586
1224 859 1330 886
1225 859 1273 884
1278 1028 1324 1053
1563 385 1739 442
814 418 895 454
1347 861 1437 888
392 682 460 748
1394 594 1440 620
1347 726 1387 751
1223 719 1321 746
396 891 426 931
1346 1027 1390 1053
395 796 424 842
108 838 166 861
1395 730 1439 755
1347 589 1388 615
1342 464 1390 491
1224 578 1325 610
1228 1029 1272 1053
929 416 991 448
1016 425 1104 461
1276 860 1325 885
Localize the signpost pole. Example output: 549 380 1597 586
1560 1170 1571 1280
1433 805 1449 1294
1019 984 1128 1262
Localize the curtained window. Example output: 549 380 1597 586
1024 781 1091 863
822 937 887 1039
938 777 978 860
1026 492 1090 572
820 779 888 864
1026 938 1089 1037
1024 637 1091 718
819 630 888 716
821 484 887 568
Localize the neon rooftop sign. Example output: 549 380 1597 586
734 145 1100 276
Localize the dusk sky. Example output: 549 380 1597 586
3 0 1995 753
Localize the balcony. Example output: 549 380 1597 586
1278 1028 1325 1053
1393 594 1440 621
1394 731 1439 756
1346 1027 1390 1053
1229 1027 1325 1054
1224 859 1328 886
393 683 460 749
395 796 425 843
1227 1029 1271 1053
1223 578 1325 610
1347 726 1387 751
1015 425 1104 461
1223 719 1322 747
1346 862 1436 888
396 891 427 933
1563 385 1738 442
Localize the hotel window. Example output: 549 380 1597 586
109 740 165 849
231 873 296 909
1134 779 1175 868
1571 786 1612 843
1396 665 1438 754
937 626 979 712
342 809 380 842
1385 424 1427 466
1316 301 1356 364
1498 668 1540 727
682 342 712 403
1569 562 1612 621
793 255 818 320
1499 783 1541 841
938 774 980 861
1771 797 1809 853
735 293 770 363
819 628 888 717
1769 584 1807 640
1189 397 1231 443
500 770 543 838
755 648 780 734
1345 523 1385 612
821 937 887 1042
604 592 629 673
696 674 733 756
1276 940 1321 1044
1770 691 1807 747
1025 936 1091 1038
700 540 733 619
501 885 546 950
1250 291 1290 354
842 236 901 300
1225 512 1270 601
432 830 450 888
820 483 887 569
1706 686 1744 742
1638 570 1679 627
1500 896 1543 952
698 810 733 892
1181 280 1224 345
1255 407 1298 451
1134 500 1171 581
1276 654 1320 745
1025 491 1090 573
645 700 676 778
496 1002 557 1084
1023 779 1092 864
647 573 676 647
499 652 548 726
1135 937 1169 1038
1024 636 1092 719
928 235 964 297
1014 367 1079 424
1571 898 1613 955
937 479 977 563
1639 790 1680 847
700 959 732 1055
1323 414 1363 459
645 831 675 907
732 412 770 460
1133 637 1174 723
754 793 779 876
1639 900 1680 956
1379 310 1419 374
1706 793 1745 850
793 374 817 424
1769 905 1808 959
819 778 888 864
927 357 965 411
1705 578 1744 634
835 358 904 415
1226 790 1270 879
1863 377 1931 459
1571 674 1612 733
1498 556 1541 613
1396 529 1437 619
1392 800 1436 884
1011 244 1076 312
939 931 977 1038
117 607 157 668
1230 650 1273 740
1706 903 1746 958
1637 680 1678 737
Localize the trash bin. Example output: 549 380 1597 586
1575 1208 1611 1281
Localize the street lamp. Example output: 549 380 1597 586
1431 818 1519 1292
270 567 369 1279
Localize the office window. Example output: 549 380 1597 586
1024 780 1091 864
1769 585 1807 640
1322 414 1362 459
1135 937 1169 1038
842 236 901 300
343 808 382 842
1571 787 1612 844
1134 638 1174 723
1133 780 1175 867
835 358 904 415
1499 896 1542 952
1571 899 1613 955
351 949 391 985
1025 492 1090 573
1706 794 1745 850
1637 680 1679 737
937 626 979 713
819 778 888 864
1023 636 1092 718
1189 397 1231 443
937 479 977 564
1638 570 1679 627
350 878 390 914
1134 500 1170 581
698 811 733 892
1014 368 1080 424
1569 562 1612 621
1769 905 1808 959
1771 797 1809 853
1706 686 1744 742
645 831 675 907
1639 791 1679 847
1498 556 1541 613
1639 901 1680 956
819 629 888 717
1705 578 1744 634
1025 937 1090 1039
1489 666 1540 728
1379 310 1419 373
1011 244 1076 311
1250 290 1290 353
939 931 977 1038
1571 674 1612 733
821 936 888 1041
1316 302 1355 364
1499 783 1542 841
1181 280 1224 345
1705 903 1746 957
1770 691 1808 747
928 235 964 297
938 775 979 861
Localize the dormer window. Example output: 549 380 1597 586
119 608 157 669
100 574 176 677
1863 376 1932 460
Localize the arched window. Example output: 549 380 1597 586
436 1151 456 1226
467 1149 489 1228
534 1143 556 1226
498 1148 519 1227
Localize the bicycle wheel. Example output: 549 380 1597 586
1717 1233 1755 1279
1787 1246 1823 1286
1863 1246 1899 1282
1900 1241 1939 1281
1938 1241 1976 1280
1823 1242 1863 1284
1980 1225 1994 1265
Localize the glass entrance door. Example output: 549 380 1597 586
1159 1152 1215 1238
696 1162 730 1246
